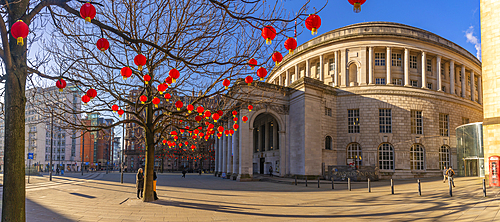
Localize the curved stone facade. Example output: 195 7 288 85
214 22 483 180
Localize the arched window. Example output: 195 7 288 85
347 143 362 166
378 143 394 170
439 145 450 169
325 136 332 150
410 144 425 170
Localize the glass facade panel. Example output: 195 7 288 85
456 122 484 177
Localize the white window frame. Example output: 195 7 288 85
410 80 418 87
427 83 432 90
439 145 451 169
392 78 402 86
391 53 402 67
409 55 417 69
439 113 449 137
426 59 432 72
375 78 386 85
375 53 386 66
347 143 362 166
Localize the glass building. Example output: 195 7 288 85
456 122 484 177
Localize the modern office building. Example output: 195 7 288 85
80 113 114 171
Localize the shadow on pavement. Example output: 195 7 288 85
25 198 73 222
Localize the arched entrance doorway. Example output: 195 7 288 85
252 113 280 176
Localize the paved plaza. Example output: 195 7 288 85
0 172 499 221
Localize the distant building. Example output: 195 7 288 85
80 113 114 171
112 136 121 169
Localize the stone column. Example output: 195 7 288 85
264 122 269 151
218 136 223 177
368 47 373 85
341 50 346 87
450 60 455 94
404 48 410 86
437 55 442 91
306 59 310 77
278 73 282 86
214 137 219 176
222 127 227 176
461 65 466 98
294 65 298 82
232 118 240 180
319 55 324 81
478 75 482 104
272 122 278 151
257 125 262 152
334 51 339 87
386 47 391 85
286 70 290 86
471 70 475 101
237 109 252 181
278 131 286 177
226 121 232 179
421 51 427 88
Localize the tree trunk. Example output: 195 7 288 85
143 102 155 202
2 1 29 221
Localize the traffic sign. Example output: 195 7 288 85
27 153 34 160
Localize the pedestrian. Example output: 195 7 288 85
269 166 273 177
153 171 158 200
446 166 455 187
136 168 144 199
182 168 186 178
443 166 448 183
56 168 60 175
199 168 202 176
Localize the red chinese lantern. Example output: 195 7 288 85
134 54 147 71
204 111 211 119
87 88 97 99
217 133 222 139
248 105 253 112
140 95 148 104
164 93 171 101
81 95 90 105
224 130 229 136
232 110 238 117
96 38 109 51
229 129 234 136
245 76 253 86
305 14 322 35
11 20 29 46
348 0 366 13
261 25 276 45
217 126 224 133
157 83 167 94
111 104 119 112
121 67 132 80
56 79 66 92
217 110 223 117
242 116 248 123
162 139 167 145
233 123 239 131
169 68 180 82
257 67 267 81
175 101 183 111
197 106 204 115
174 135 178 141
233 117 238 122
187 104 194 113
171 131 178 137
194 129 199 135
143 74 151 84
195 116 202 122
80 3 96 22
117 109 124 117
152 97 160 108
223 79 230 89
248 58 258 70
284 37 297 55
212 113 220 122
272 52 283 66
180 129 185 134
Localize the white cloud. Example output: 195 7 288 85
465 26 481 61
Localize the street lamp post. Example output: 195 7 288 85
81 127 85 176
49 112 53 181
120 114 125 184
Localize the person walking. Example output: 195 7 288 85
198 168 202 176
446 166 455 187
443 166 448 183
136 168 144 199
182 168 186 178
269 166 273 177
153 171 158 200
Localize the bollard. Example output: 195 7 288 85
306 177 308 187
448 178 453 197
295 175 297 186
348 178 351 191
332 178 334 190
368 178 371 193
391 179 394 194
418 179 421 196
483 179 486 197
318 177 320 188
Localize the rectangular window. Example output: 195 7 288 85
375 53 386 66
375 78 386 85
439 113 449 137
391 53 402 66
441 63 445 79
410 80 418 87
348 109 360 134
409 55 417 69
379 109 392 133
462 117 470 125
411 110 423 135
474 77 478 89
329 59 334 71
427 83 432 90
426 59 432 72
442 86 446 92
316 62 320 78
392 78 402 86
467 75 471 87
325 107 332 117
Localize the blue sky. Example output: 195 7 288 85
285 0 481 60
